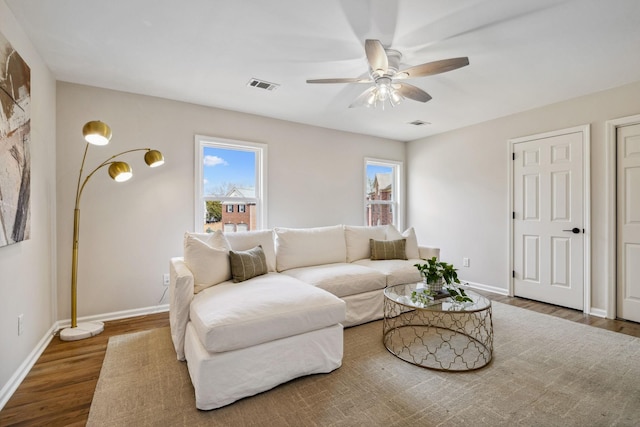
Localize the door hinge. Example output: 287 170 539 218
512 270 515 278
512 152 515 160
512 211 515 219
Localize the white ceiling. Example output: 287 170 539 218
7 0 640 141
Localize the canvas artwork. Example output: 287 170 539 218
0 30 31 247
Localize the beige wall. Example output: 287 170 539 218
56 82 404 322
0 0 57 405
407 80 640 313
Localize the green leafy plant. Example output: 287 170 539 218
414 257 460 285
410 289 437 305
447 287 473 303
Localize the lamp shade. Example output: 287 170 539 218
108 161 132 182
82 121 112 146
144 149 165 167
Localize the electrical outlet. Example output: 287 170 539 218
463 257 470 267
163 273 170 286
18 314 24 336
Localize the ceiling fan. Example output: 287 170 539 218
306 39 469 109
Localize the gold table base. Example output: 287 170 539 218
383 297 493 371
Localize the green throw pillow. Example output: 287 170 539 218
229 245 268 282
369 238 407 260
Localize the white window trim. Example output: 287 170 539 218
364 157 403 230
195 135 268 231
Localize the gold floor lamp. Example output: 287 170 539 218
59 121 165 341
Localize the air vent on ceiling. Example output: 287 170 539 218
408 120 431 126
247 78 280 91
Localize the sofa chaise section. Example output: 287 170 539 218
185 273 345 409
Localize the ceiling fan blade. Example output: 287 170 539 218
365 39 388 77
396 83 432 103
394 57 469 79
349 86 377 108
306 77 373 84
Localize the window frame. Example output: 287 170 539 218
364 157 403 230
195 135 267 231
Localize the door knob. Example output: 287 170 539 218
562 227 581 234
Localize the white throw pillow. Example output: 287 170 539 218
185 229 230 250
344 225 387 262
275 225 347 271
386 225 420 259
183 234 231 293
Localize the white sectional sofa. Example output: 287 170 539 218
169 224 439 410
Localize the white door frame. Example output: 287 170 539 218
605 114 640 319
508 125 591 312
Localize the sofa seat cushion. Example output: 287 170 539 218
282 263 386 298
189 273 346 353
353 259 422 286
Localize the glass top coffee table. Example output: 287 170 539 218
383 283 493 371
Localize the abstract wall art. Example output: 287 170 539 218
0 30 31 247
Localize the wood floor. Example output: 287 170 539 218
1 296 639 427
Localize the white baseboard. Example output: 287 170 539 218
588 307 607 318
1 304 169 411
462 282 609 319
0 323 56 411
461 280 510 296
55 304 169 330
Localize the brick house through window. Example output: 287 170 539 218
221 187 257 231
367 173 393 226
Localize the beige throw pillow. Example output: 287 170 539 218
369 238 407 260
229 245 268 282
183 234 231 293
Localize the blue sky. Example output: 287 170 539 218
366 164 393 193
203 146 255 196
366 164 392 181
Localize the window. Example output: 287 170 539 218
365 158 402 229
196 136 267 233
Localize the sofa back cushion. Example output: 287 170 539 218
275 225 347 271
183 232 231 293
224 229 276 272
344 225 387 262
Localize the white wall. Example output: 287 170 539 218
56 82 404 321
0 0 57 406
407 80 640 312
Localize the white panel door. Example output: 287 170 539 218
513 130 585 310
617 123 640 323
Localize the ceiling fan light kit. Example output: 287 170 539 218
306 39 469 110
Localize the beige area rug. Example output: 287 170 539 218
87 302 640 427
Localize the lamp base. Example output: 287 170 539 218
59 321 104 341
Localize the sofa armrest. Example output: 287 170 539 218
418 246 440 260
170 257 194 361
